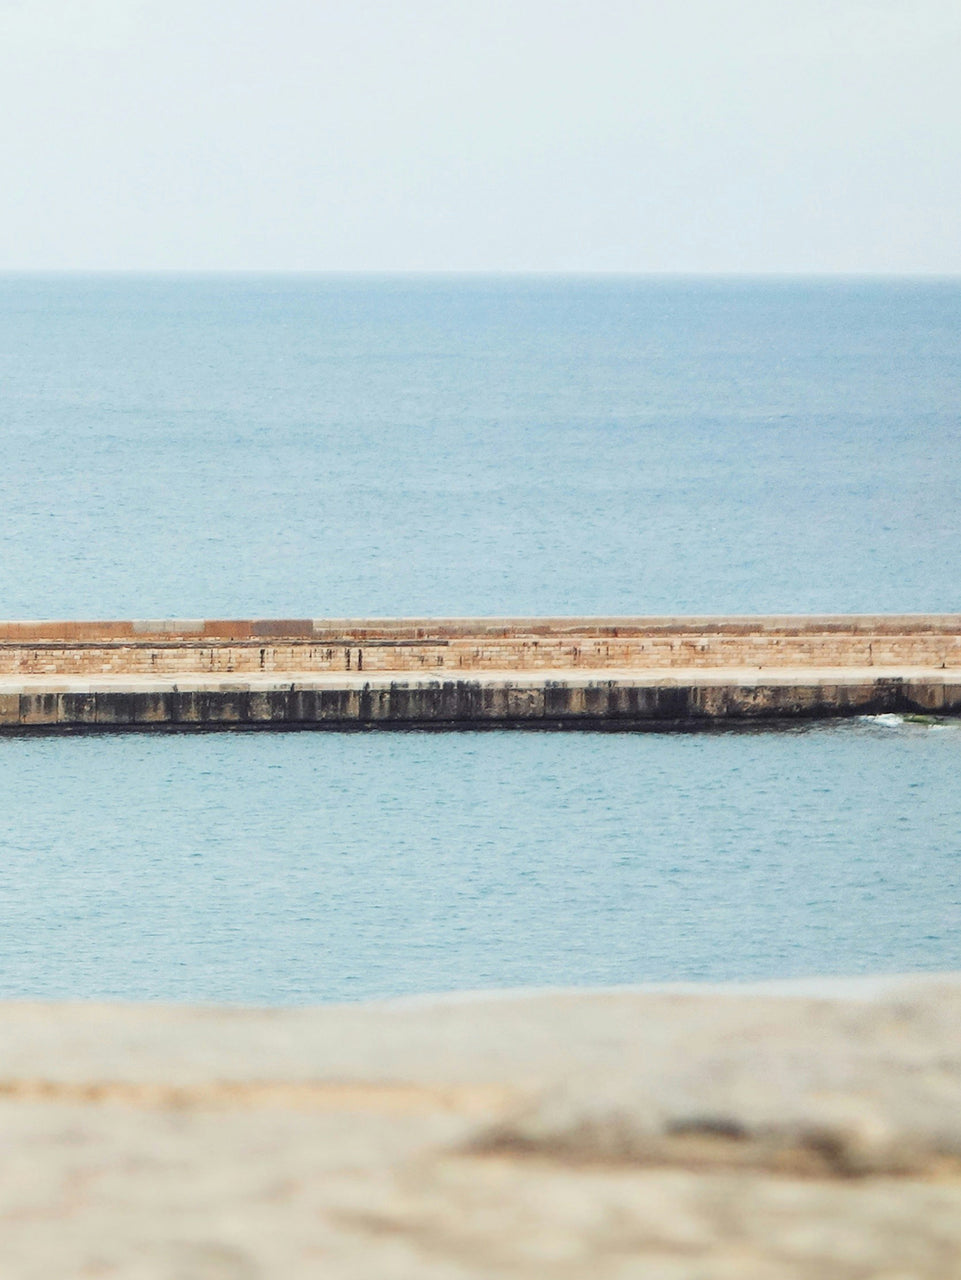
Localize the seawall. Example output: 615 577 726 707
0 614 959 730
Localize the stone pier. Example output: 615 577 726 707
0 614 959 730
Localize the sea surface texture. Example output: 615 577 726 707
0 276 958 1002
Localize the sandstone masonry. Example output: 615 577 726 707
0 614 958 730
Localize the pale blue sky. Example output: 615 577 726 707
1 0 958 272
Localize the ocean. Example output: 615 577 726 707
0 275 958 1002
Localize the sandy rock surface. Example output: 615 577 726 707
1 975 961 1278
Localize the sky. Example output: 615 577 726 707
0 0 958 273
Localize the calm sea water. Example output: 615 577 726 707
0 720 959 1003
0 275 958 1002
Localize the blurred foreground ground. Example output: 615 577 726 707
2 976 961 1278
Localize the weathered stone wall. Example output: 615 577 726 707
0 614 958 677
1 673 960 730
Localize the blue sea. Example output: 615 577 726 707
0 275 959 1002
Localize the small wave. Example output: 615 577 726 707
858 713 961 732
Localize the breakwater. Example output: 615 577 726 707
1 615 959 730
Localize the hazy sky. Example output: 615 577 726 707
1 0 958 272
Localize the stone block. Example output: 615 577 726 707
57 692 97 725
0 692 20 725
19 692 58 725
132 692 175 724
95 692 135 725
248 690 290 723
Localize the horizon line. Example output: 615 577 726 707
0 268 959 282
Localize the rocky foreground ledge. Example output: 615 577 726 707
2 977 961 1278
